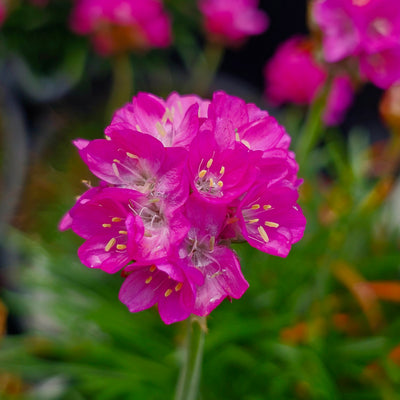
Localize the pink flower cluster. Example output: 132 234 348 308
70 0 172 55
312 0 400 88
264 36 354 126
60 91 306 324
198 0 269 46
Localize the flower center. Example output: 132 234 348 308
195 158 225 197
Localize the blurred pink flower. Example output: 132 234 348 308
264 37 327 106
70 0 172 55
264 36 354 126
0 1 7 26
323 74 354 126
311 0 400 88
198 0 269 46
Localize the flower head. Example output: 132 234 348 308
198 0 269 46
61 90 306 324
70 0 172 55
264 36 354 126
311 0 400 88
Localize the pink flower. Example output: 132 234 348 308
70 0 172 55
311 0 400 88
61 90 306 323
198 0 269 46
265 37 327 106
264 36 354 126
0 1 7 26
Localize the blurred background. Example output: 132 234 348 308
1 0 400 399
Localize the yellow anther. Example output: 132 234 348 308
263 204 272 210
175 282 183 292
162 108 174 124
126 152 139 159
217 180 224 187
102 223 112 228
265 221 279 228
257 226 270 243
155 121 167 137
177 100 183 114
209 236 215 251
241 139 251 149
112 217 122 222
145 276 153 284
116 244 127 250
164 289 173 297
113 159 120 163
112 163 120 177
251 204 260 210
206 158 213 169
248 218 259 224
118 230 127 235
135 124 142 132
149 198 160 203
235 131 240 141
104 238 116 252
219 166 225 175
150 265 156 272
199 169 207 178
209 178 214 187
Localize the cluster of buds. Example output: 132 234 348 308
60 91 306 324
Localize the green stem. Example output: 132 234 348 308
187 42 224 96
175 316 206 400
296 77 334 170
296 94 327 169
106 53 134 122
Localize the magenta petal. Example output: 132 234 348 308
158 290 191 324
119 267 162 312
207 91 249 148
78 139 130 185
193 247 249 316
237 117 291 152
78 234 131 273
